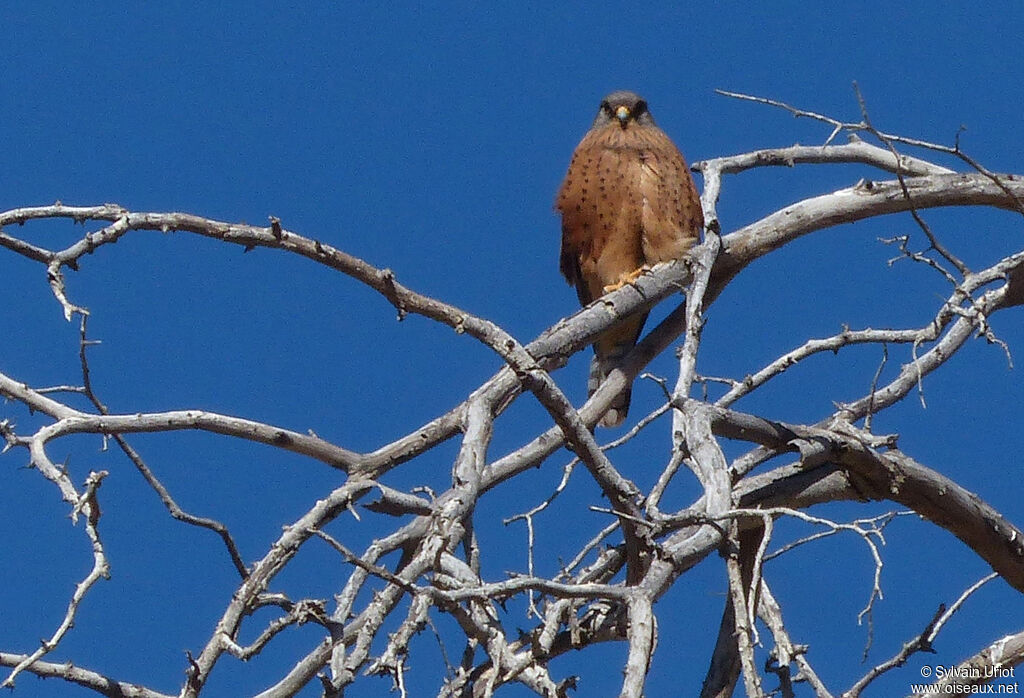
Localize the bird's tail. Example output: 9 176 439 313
588 351 632 428
587 311 648 428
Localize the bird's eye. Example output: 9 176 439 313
634 100 648 115
600 101 611 113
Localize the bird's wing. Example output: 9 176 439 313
635 127 703 264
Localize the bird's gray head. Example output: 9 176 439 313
592 90 655 129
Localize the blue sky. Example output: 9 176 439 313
2 3 1024 697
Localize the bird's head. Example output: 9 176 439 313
593 91 654 130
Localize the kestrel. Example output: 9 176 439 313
556 90 703 427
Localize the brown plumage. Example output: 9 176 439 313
556 90 703 427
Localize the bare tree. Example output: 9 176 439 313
2 89 1024 697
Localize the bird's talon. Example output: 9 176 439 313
603 266 650 294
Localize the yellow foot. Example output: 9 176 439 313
603 266 650 294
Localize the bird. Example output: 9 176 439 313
556 90 703 427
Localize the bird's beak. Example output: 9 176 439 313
615 105 630 127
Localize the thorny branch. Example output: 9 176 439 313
2 90 1024 697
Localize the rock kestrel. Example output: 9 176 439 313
556 90 703 427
